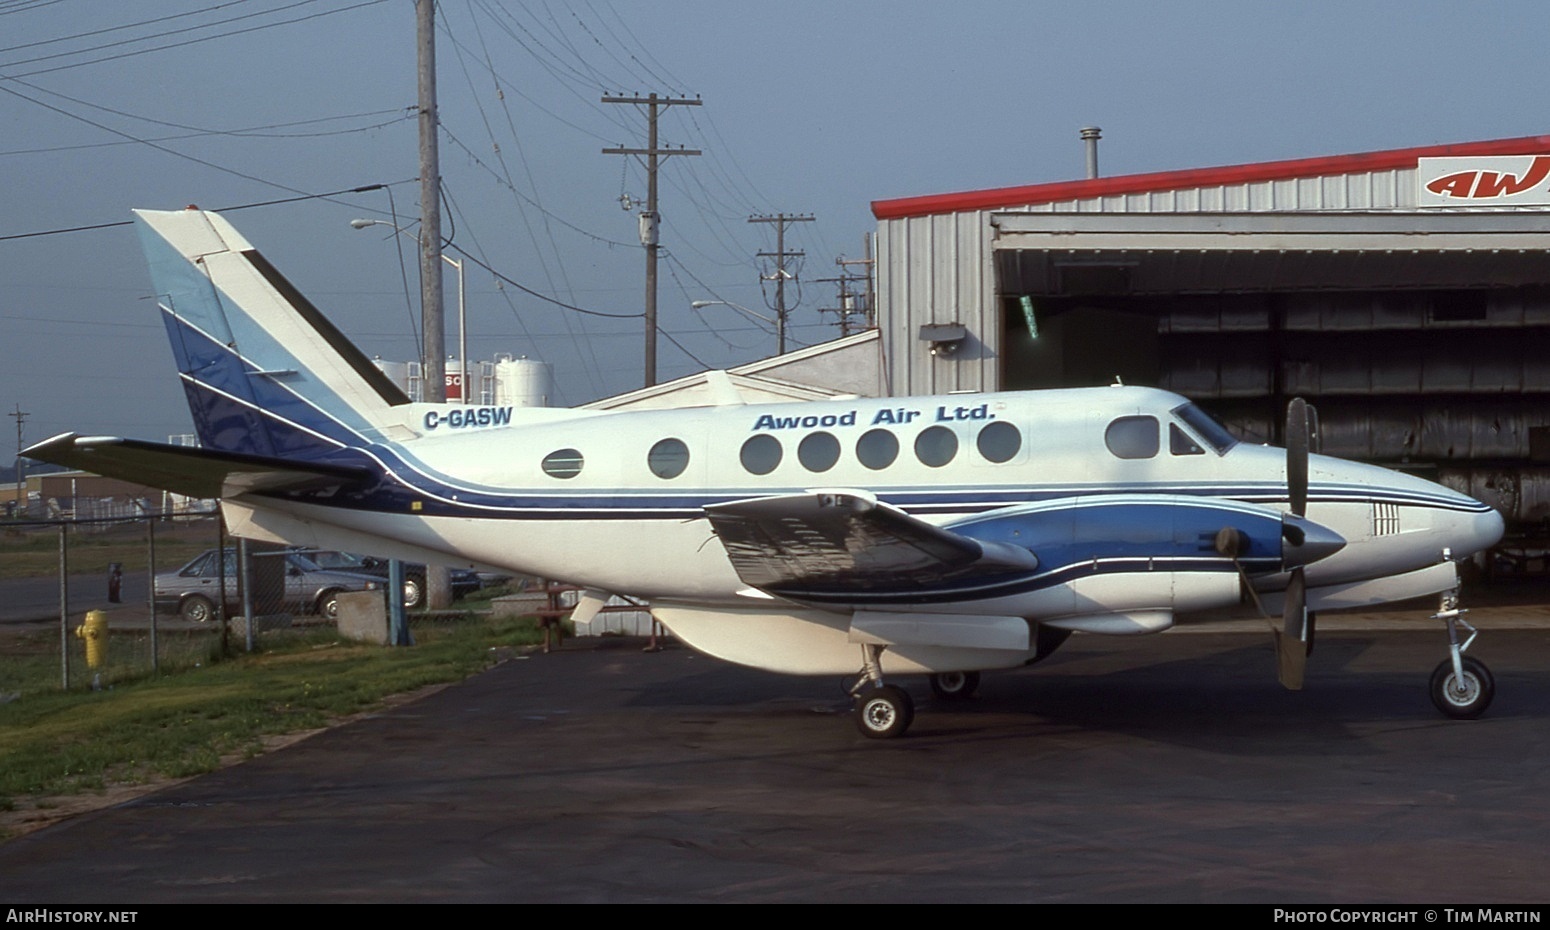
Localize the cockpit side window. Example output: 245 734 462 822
1170 423 1204 456
1172 403 1239 455
1105 416 1159 459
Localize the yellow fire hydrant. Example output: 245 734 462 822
74 607 109 672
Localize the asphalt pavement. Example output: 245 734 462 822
1 628 1548 903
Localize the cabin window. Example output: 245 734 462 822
541 448 584 478
740 434 783 475
1105 416 1158 459
976 421 1021 463
1170 423 1204 456
648 438 690 479
798 432 841 473
915 425 959 467
856 429 899 470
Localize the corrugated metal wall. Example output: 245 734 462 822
876 211 998 396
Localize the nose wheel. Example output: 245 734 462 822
1429 588 1494 719
1430 655 1494 719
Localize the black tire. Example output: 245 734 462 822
854 685 914 739
402 576 425 609
929 670 981 701
180 594 215 624
1430 656 1495 719
317 590 342 621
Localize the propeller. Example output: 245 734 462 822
1276 398 1315 690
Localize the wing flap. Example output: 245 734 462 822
23 433 373 499
704 490 1038 596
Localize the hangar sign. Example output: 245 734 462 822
1418 155 1550 206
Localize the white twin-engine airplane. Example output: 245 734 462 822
29 208 1507 738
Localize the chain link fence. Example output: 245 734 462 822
1 513 596 701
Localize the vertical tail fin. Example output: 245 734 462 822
135 208 410 459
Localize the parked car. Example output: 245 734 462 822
154 548 382 623
296 550 482 609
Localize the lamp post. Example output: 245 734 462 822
691 299 783 356
351 219 469 403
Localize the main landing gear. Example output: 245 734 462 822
849 644 914 739
1429 588 1494 719
929 670 981 701
847 645 987 738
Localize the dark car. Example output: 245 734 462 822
155 548 383 623
298 551 481 609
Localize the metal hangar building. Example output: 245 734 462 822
869 135 1550 542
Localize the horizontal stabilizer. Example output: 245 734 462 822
705 489 1039 597
23 433 374 499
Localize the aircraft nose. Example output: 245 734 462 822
1461 506 1505 559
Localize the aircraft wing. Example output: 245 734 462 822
704 490 1038 595
22 433 375 499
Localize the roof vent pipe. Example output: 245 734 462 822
1080 126 1102 179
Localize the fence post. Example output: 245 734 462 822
239 537 254 653
58 522 69 690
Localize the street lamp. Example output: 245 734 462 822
691 299 784 356
351 219 470 404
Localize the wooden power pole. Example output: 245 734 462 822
602 93 700 387
749 213 813 356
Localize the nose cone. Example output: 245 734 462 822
1282 513 1346 568
1463 506 1506 559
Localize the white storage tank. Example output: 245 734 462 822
371 357 411 395
494 355 552 408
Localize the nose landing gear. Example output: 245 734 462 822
1429 588 1494 719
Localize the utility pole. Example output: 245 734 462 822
815 272 864 336
417 0 445 405
602 93 701 387
10 404 26 517
749 213 814 356
838 232 876 329
417 0 451 610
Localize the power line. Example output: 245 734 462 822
0 181 412 242
0 0 391 79
0 1 249 55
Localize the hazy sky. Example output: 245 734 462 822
4 1 1550 449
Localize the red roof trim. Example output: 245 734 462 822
870 135 1550 220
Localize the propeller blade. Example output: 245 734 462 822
1286 397 1310 517
1276 567 1309 690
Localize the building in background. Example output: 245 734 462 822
871 135 1550 540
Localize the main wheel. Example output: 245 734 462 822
402 576 424 609
854 685 914 739
180 594 215 624
929 670 981 701
1429 656 1495 719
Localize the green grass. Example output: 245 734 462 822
0 615 547 819
0 519 217 580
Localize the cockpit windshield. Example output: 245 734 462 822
1172 403 1239 455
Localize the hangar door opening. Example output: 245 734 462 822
990 214 1550 543
1000 297 1159 391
